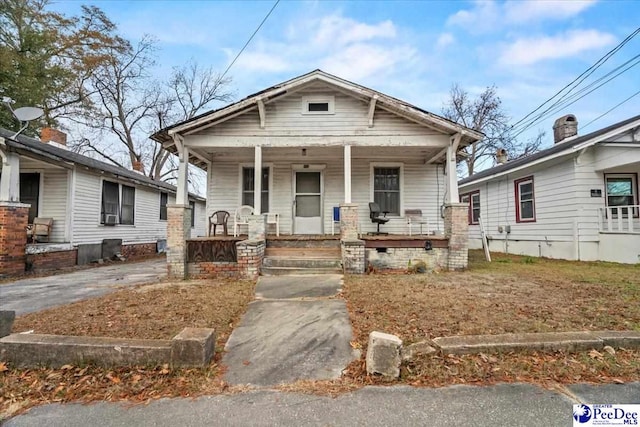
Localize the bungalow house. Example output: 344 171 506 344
458 114 640 264
0 127 206 276
150 70 483 278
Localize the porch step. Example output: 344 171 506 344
261 266 343 276
263 257 342 269
264 247 340 258
266 237 340 249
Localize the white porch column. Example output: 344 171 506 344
176 145 189 205
0 147 20 202
445 134 461 204
344 145 352 203
254 145 262 214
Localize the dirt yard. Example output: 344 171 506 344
2 251 640 418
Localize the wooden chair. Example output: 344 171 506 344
208 210 230 236
233 205 254 237
27 217 53 243
405 209 430 236
368 202 389 235
265 212 280 236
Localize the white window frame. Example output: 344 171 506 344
301 95 335 115
369 162 404 217
460 190 480 225
515 176 536 223
238 163 274 212
99 178 136 226
605 173 638 218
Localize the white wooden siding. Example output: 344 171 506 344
72 169 169 245
195 85 441 138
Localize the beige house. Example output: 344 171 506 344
151 70 483 278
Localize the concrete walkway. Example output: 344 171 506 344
6 382 640 426
222 274 358 386
0 258 166 315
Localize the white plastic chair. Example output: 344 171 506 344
233 205 254 237
265 212 280 236
405 209 430 236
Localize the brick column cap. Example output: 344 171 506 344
444 202 468 208
0 202 30 208
167 204 191 209
339 203 359 208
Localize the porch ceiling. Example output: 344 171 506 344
193 146 446 164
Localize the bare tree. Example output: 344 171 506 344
443 84 543 177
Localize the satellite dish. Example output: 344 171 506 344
13 106 44 122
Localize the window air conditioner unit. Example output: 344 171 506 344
104 214 118 226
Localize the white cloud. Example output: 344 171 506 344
436 33 455 49
313 16 396 47
448 0 597 32
499 29 616 66
321 43 417 81
234 52 291 72
504 0 596 24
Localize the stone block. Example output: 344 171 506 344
366 331 403 378
401 340 437 362
593 331 640 349
171 327 216 367
0 333 172 368
432 332 603 355
77 243 103 265
0 310 15 338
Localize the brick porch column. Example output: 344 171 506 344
444 202 469 270
247 214 266 241
339 203 359 239
167 204 192 279
0 202 29 277
340 203 365 274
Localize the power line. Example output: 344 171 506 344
509 26 640 132
580 89 640 131
220 0 280 81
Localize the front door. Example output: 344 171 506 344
20 173 40 223
293 171 322 234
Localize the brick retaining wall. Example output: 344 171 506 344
121 242 157 260
27 249 77 273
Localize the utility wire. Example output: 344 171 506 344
510 54 640 138
220 0 280 81
509 26 640 132
580 89 640 131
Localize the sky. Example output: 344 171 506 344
50 0 640 152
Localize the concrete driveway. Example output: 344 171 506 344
0 258 166 315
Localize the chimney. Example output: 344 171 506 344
132 160 145 174
40 127 67 146
553 114 578 144
496 148 508 164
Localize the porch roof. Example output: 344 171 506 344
150 69 484 168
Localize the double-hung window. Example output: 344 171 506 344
515 176 536 222
372 166 402 216
159 192 168 220
242 167 269 212
101 181 135 225
605 174 638 218
460 190 480 225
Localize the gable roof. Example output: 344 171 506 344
151 69 484 149
459 114 640 187
0 128 205 201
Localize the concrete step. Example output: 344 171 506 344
264 247 341 258
261 266 343 276
266 238 340 249
263 257 342 269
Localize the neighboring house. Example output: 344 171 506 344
0 127 206 275
150 69 483 278
459 114 640 264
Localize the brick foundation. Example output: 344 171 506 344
26 249 77 273
121 242 157 260
365 247 448 272
342 238 365 274
167 204 191 279
187 261 242 279
444 203 469 270
0 202 29 277
237 239 265 280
